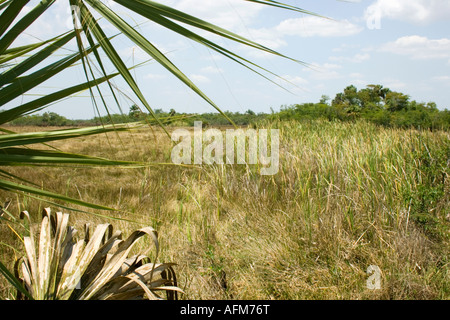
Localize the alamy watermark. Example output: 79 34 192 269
171 121 280 175
366 7 382 30
366 265 381 290
67 1 116 30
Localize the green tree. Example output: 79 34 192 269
129 104 143 120
331 85 361 114
358 86 381 109
319 95 330 105
385 91 409 112
343 85 360 107
41 112 68 126
332 92 344 105
367 84 390 102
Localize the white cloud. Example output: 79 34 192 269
237 16 362 58
332 44 361 53
382 78 407 90
201 66 224 74
433 75 450 82
348 73 367 86
279 75 309 86
380 35 450 60
275 16 363 37
173 0 262 32
365 0 450 25
244 27 287 50
432 76 450 86
273 75 309 93
189 74 210 83
303 63 342 81
144 74 167 80
329 53 371 63
349 72 364 79
119 46 150 63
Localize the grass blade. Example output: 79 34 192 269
0 147 146 166
0 33 68 65
0 260 34 300
0 178 115 211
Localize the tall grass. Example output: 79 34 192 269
1 120 448 299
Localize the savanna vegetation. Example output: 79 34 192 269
0 0 448 300
1 120 448 299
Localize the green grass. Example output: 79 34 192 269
1 120 448 299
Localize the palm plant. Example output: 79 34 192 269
2 208 180 300
0 0 319 299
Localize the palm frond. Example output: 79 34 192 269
0 0 55 54
8 208 181 300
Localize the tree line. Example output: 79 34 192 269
5 84 450 130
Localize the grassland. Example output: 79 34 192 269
0 119 448 299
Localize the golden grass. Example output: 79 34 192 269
1 120 449 299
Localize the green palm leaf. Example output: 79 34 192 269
0 33 66 65
0 260 34 300
0 44 99 107
0 0 29 37
0 30 76 87
0 72 119 124
0 0 55 54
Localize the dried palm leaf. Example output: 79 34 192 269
12 208 181 300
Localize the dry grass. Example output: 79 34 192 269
1 120 449 299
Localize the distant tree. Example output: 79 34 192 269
358 86 382 108
332 92 345 106
331 85 362 114
385 91 409 112
41 112 68 126
367 84 390 102
332 85 360 108
426 102 438 111
343 85 360 106
129 104 143 120
319 95 330 105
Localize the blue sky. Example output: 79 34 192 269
8 0 450 119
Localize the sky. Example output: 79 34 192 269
7 0 450 119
